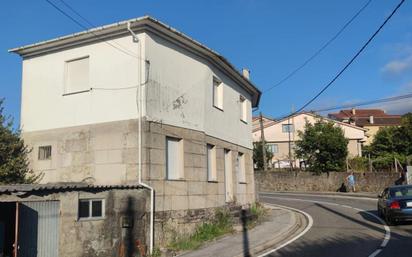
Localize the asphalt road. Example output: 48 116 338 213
259 192 412 257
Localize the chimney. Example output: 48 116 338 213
242 68 250 80
370 115 374 124
351 108 356 115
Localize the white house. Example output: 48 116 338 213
9 16 261 251
252 112 366 168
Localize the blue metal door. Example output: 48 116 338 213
18 201 59 257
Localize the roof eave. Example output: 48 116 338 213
9 16 261 107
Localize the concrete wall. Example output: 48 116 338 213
0 188 149 257
255 171 399 193
20 33 146 133
145 32 253 149
23 119 140 185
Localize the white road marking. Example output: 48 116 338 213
256 203 314 257
260 191 377 202
260 195 391 257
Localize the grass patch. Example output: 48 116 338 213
246 202 268 229
168 209 233 251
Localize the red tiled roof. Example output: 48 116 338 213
328 109 402 126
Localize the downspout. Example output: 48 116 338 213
127 22 154 255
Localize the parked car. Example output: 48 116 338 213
377 185 412 225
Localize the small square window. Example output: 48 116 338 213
38 145 52 160
213 77 223 110
268 144 279 154
78 199 104 220
282 124 294 133
79 200 90 218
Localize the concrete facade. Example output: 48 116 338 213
0 185 149 257
11 16 261 249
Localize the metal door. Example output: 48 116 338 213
18 201 59 257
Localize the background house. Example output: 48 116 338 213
328 108 402 145
252 113 366 168
8 16 261 254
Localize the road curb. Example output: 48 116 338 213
233 204 308 257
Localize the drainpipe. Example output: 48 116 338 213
127 22 154 255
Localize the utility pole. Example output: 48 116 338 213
259 112 267 171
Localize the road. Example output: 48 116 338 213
259 192 412 257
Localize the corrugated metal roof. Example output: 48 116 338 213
0 182 143 194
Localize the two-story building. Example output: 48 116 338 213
5 16 261 256
252 113 366 168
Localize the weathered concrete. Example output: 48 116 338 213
23 119 256 247
255 171 399 193
0 187 149 257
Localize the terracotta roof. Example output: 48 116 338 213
328 109 402 126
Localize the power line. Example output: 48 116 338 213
293 0 405 115
44 0 142 60
272 91 412 121
264 0 373 93
311 92 412 113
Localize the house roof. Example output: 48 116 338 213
9 16 261 107
252 112 367 133
328 109 402 126
0 182 143 194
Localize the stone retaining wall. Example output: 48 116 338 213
255 171 400 193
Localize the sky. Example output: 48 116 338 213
1 0 412 126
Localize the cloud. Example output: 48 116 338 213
381 55 412 76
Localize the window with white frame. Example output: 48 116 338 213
240 96 247 122
267 144 279 154
78 199 104 219
166 137 184 180
282 124 294 133
38 145 52 160
207 144 217 181
237 152 246 183
65 56 90 94
213 77 223 110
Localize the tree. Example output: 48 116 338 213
369 112 412 158
0 99 38 184
295 119 348 173
253 141 273 170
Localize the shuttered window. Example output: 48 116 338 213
38 145 52 160
166 137 184 180
237 152 246 183
207 144 217 181
65 56 89 94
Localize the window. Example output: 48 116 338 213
213 77 223 110
166 137 184 180
78 199 104 219
65 56 90 94
207 144 217 181
237 152 246 183
38 145 52 160
240 96 247 122
282 124 294 133
267 144 278 154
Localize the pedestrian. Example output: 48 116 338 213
395 166 407 185
346 171 356 192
